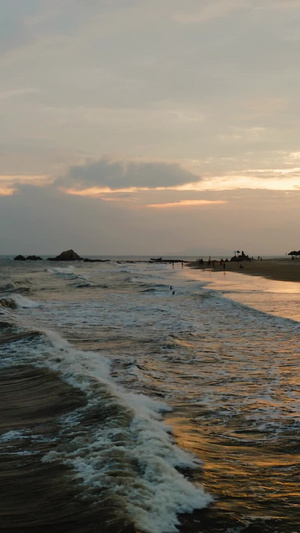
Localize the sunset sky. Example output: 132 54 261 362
1 0 300 256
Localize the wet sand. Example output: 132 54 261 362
189 258 300 282
0 365 135 533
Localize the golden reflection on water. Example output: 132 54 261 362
173 338 197 349
166 406 300 521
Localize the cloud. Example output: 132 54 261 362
172 0 248 24
0 186 16 196
172 0 300 25
0 182 141 255
219 127 267 144
0 174 50 196
239 98 287 120
2 0 300 200
0 88 39 100
147 199 226 209
1 181 300 256
254 0 300 11
56 156 201 191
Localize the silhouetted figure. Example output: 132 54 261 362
172 290 175 295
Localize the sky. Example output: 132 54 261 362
1 0 300 256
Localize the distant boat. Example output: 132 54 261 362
150 257 163 262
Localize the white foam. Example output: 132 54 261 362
43 409 212 533
32 326 212 532
10 294 40 308
0 430 25 442
38 329 212 533
41 328 112 385
47 266 76 275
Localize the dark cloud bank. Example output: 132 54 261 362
56 157 201 190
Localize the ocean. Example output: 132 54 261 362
0 257 299 533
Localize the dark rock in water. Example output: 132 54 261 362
83 258 110 262
47 249 83 261
14 254 43 261
26 255 43 261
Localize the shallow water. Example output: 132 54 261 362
0 258 300 532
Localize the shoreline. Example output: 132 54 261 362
188 257 300 283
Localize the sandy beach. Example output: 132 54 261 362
189 257 300 283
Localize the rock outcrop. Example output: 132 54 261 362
26 255 43 261
14 254 43 261
47 249 83 261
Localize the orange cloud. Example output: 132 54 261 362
0 174 49 195
147 199 226 209
60 186 150 197
0 186 16 196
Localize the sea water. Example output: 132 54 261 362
0 257 299 532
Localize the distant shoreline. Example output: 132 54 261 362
188 257 300 283
1 254 299 283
